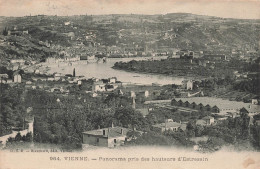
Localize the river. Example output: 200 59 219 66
43 56 185 85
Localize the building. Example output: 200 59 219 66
196 116 214 126
92 81 106 92
178 50 194 59
82 126 130 148
171 97 260 114
252 99 259 105
53 73 63 81
181 80 193 90
0 74 8 83
108 77 117 84
13 72 22 83
152 119 186 132
10 59 25 65
47 77 55 81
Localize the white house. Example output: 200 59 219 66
108 77 117 83
13 73 21 83
181 80 193 90
92 81 106 92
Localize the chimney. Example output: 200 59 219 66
120 128 123 135
98 125 100 129
103 129 106 136
112 122 114 128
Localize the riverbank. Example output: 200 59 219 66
24 57 185 85
112 66 205 81
112 58 237 80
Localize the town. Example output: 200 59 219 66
0 13 259 152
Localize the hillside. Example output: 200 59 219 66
0 13 259 61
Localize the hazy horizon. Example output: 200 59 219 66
0 0 259 20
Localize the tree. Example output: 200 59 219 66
195 125 204 137
14 132 22 142
2 27 8 36
186 121 196 137
114 106 145 129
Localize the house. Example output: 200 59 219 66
10 59 25 65
252 99 258 105
77 80 82 85
178 50 194 59
53 73 63 81
181 80 193 90
92 81 106 92
152 119 186 132
196 116 214 126
6 79 13 84
0 74 8 83
108 77 117 83
13 72 21 83
47 77 55 81
202 116 214 125
0 74 8 79
26 81 32 85
82 126 130 148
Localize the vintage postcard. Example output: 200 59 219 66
0 0 260 169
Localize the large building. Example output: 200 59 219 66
82 126 130 148
171 97 260 114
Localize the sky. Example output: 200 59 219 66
0 0 259 19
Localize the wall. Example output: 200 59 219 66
83 134 108 147
107 136 126 148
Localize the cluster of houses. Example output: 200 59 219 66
46 56 80 63
0 72 22 84
6 26 29 36
92 77 120 93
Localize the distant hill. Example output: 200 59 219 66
0 13 259 60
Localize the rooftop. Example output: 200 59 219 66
173 97 260 113
82 126 129 138
153 121 182 128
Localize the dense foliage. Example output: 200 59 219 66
0 84 28 136
113 58 245 78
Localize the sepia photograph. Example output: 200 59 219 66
0 0 259 168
